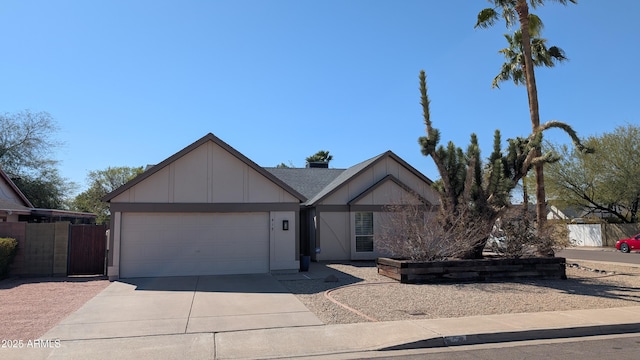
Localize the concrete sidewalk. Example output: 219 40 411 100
5 306 640 359
214 306 640 359
5 259 640 360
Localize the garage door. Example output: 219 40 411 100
120 212 269 278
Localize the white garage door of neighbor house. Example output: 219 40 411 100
120 212 269 278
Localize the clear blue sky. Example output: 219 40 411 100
1 1 638 194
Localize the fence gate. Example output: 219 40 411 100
68 224 107 275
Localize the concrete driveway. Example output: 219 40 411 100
44 274 322 341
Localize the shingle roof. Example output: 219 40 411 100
304 152 387 205
264 168 345 200
267 151 403 206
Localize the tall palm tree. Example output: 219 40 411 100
476 0 577 227
492 26 567 88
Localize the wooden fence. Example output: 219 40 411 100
0 222 107 277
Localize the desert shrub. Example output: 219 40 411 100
489 207 571 258
537 221 571 256
489 208 536 258
376 197 493 261
0 237 18 278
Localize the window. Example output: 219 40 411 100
355 212 374 252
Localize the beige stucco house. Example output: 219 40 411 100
268 151 440 261
104 133 439 279
103 133 306 279
0 168 33 222
0 168 96 223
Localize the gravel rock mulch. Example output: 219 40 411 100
3 260 638 341
0 276 110 340
279 261 640 325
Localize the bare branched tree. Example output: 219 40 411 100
0 110 70 208
489 205 571 258
0 110 60 176
376 194 493 261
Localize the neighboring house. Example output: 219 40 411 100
0 168 96 224
0 168 33 222
103 133 439 279
547 205 581 221
547 204 617 222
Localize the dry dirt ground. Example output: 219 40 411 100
281 260 640 324
0 276 110 340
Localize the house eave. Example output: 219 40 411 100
0 208 32 215
30 208 98 219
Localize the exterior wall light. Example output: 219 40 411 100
282 220 289 231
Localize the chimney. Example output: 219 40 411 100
306 161 328 169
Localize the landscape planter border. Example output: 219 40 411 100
377 256 567 284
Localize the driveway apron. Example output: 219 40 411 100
44 274 322 340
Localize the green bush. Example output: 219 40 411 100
0 237 18 278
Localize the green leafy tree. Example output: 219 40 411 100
476 0 577 226
71 166 144 224
0 110 73 208
0 110 59 174
543 125 640 223
275 161 295 168
12 167 73 209
305 150 333 164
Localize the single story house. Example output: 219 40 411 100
0 168 33 222
547 204 620 223
103 133 439 279
0 168 96 224
547 205 581 221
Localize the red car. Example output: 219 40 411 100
616 233 640 253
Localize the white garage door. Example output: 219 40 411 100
120 212 269 278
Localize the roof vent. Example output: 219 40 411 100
306 161 329 168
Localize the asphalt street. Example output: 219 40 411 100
365 333 640 360
557 248 640 266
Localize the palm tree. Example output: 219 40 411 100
305 150 333 164
475 0 576 227
492 25 568 88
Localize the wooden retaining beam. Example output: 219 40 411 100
377 256 567 284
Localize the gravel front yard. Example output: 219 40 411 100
0 277 110 340
279 260 640 325
2 259 639 341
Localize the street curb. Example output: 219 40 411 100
378 323 640 350
564 258 640 270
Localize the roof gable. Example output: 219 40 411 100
103 133 306 203
348 174 434 206
0 168 34 209
305 151 434 205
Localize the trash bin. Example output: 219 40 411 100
300 255 311 272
